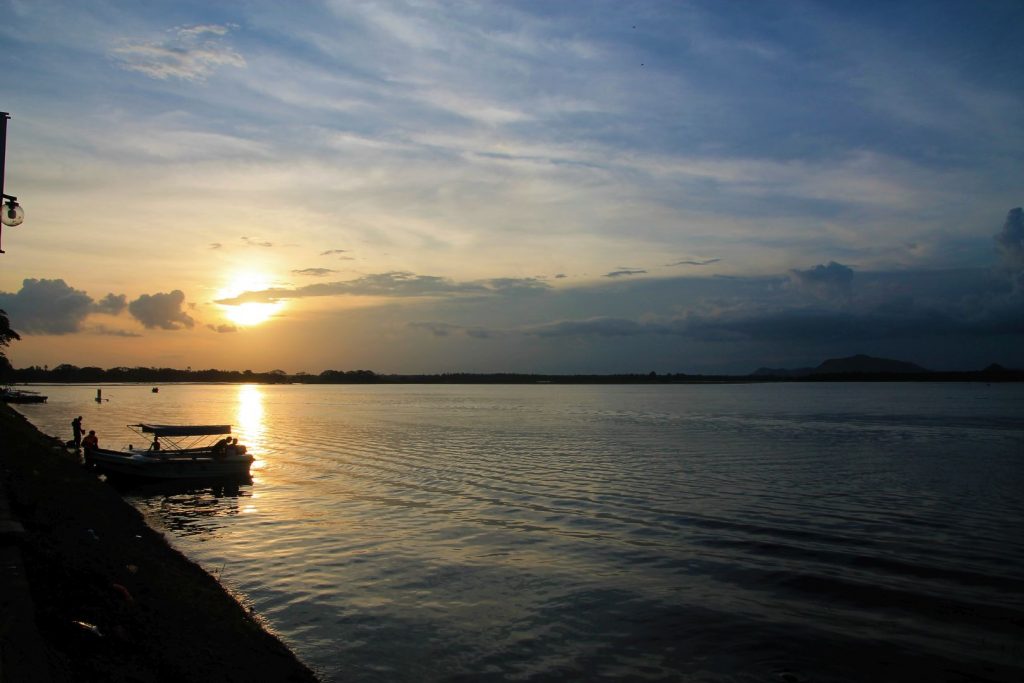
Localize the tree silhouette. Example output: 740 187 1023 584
0 309 21 379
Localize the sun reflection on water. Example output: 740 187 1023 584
235 384 266 472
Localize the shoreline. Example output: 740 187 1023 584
0 403 319 682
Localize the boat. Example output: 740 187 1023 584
1 386 48 403
85 423 254 480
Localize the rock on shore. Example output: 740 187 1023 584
0 404 319 682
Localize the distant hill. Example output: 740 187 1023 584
751 365 816 378
815 354 928 374
752 354 929 377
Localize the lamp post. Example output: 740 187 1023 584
0 111 25 253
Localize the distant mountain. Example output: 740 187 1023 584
751 365 816 378
752 354 929 377
814 354 929 374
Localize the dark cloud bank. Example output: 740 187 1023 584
401 210 1024 370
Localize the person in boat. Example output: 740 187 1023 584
71 416 84 450
148 437 161 452
212 436 230 457
81 430 98 451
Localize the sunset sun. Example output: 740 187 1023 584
216 272 284 327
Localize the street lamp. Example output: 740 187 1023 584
0 111 25 253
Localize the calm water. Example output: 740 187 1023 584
16 382 1024 682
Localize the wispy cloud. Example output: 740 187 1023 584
605 268 647 278
292 268 338 277
113 23 245 81
216 272 550 305
90 324 142 338
241 236 274 248
408 322 499 339
667 258 721 267
525 317 667 338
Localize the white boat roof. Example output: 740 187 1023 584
132 424 232 437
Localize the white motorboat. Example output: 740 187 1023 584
85 423 254 480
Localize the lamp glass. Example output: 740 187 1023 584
1 201 24 227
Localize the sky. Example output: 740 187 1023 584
0 0 1021 374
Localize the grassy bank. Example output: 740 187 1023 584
0 403 319 682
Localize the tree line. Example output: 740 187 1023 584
7 365 380 384
6 365 690 384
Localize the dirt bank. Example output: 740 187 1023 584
0 404 319 682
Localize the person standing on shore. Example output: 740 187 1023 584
71 416 83 450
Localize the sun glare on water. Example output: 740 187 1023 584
216 272 284 326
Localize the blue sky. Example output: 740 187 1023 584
0 0 1021 373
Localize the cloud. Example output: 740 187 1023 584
605 268 648 278
667 258 721 267
210 242 223 249
788 261 854 299
93 293 127 315
485 278 550 295
408 322 499 339
215 271 550 305
676 302 1024 343
241 236 274 248
320 249 348 256
292 268 338 277
525 317 668 338
0 280 133 335
90 325 142 338
128 291 195 330
516 299 1024 345
113 24 245 81
994 207 1023 270
0 279 94 334
177 24 231 39
207 323 238 333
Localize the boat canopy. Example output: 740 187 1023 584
132 424 231 437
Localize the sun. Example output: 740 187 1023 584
215 272 285 327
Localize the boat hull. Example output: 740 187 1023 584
1 392 47 403
86 448 254 480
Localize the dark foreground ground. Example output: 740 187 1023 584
0 404 319 682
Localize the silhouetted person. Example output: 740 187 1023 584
71 416 83 449
82 430 98 451
212 437 230 457
149 437 161 452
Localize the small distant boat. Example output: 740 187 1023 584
1 387 48 403
86 423 254 480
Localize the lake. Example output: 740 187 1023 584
16 382 1024 682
